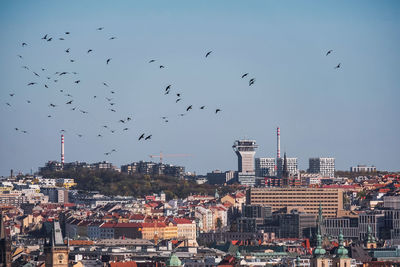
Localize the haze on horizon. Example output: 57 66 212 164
0 0 399 176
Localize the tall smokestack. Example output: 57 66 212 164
277 127 281 159
61 135 65 167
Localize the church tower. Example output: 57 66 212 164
44 221 69 267
364 226 377 249
310 222 329 267
0 212 12 267
332 230 351 267
282 153 289 186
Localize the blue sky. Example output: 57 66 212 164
0 1 399 175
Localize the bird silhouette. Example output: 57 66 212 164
14 128 18 131
59 38 65 41
59 72 68 76
145 135 152 140
42 34 48 40
97 27 104 30
165 90 170 95
200 106 205 109
159 65 165 68
49 103 56 107
22 43 27 47
65 48 70 53
205 51 212 57
22 66 29 70
47 38 52 41
70 59 75 63
80 110 88 114
6 103 11 107
176 98 181 103
21 130 28 134
87 49 93 53
33 72 40 77
27 100 31 104
74 80 81 84
18 55 23 59
27 82 36 86
249 78 255 86
110 109 116 112
9 94 15 97
109 37 116 40
106 58 112 64
138 133 145 140
66 100 73 104
176 93 181 97
77 134 83 137
127 117 132 121
241 73 249 78
45 85 49 88
165 85 171 91
65 32 70 35
123 128 129 131
119 120 125 123
149 60 156 63
215 109 221 114
103 82 108 87
186 105 192 111
326 50 333 56
97 134 102 137
335 63 341 69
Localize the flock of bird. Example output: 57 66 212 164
6 27 341 157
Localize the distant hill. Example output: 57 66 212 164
39 168 236 199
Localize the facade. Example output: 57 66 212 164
350 165 376 173
277 157 297 178
383 196 400 209
308 158 335 178
324 217 359 240
247 187 344 217
121 161 185 178
255 158 276 177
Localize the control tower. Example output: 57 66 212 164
233 140 258 186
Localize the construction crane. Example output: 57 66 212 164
149 152 191 164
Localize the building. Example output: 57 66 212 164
206 170 235 185
44 221 69 267
324 217 359 240
308 158 335 178
277 156 297 178
0 213 11 267
121 161 185 178
350 165 376 173
383 196 400 209
233 140 257 186
255 158 276 177
247 187 344 217
277 211 316 238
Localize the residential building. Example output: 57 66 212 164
308 158 335 178
255 158 276 177
206 170 235 185
277 156 297 178
350 165 377 173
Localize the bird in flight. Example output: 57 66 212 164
77 134 83 138
18 55 23 59
6 103 11 107
65 48 70 53
110 109 116 112
33 72 40 77
66 100 73 105
149 59 156 63
45 84 49 88
109 37 116 40
14 128 19 131
335 63 341 69
200 106 205 110
145 135 152 140
241 73 249 78
59 38 65 41
119 120 125 123
27 82 36 86
215 109 221 114
159 65 165 69
74 80 81 84
103 82 108 87
97 27 104 30
22 43 27 47
21 130 28 134
138 133 145 140
205 51 212 57
106 58 112 64
9 94 15 97
42 34 48 40
326 50 333 56
65 32 70 35
123 128 129 131
59 72 68 76
22 66 29 70
87 49 93 53
165 85 171 91
186 105 192 112
97 134 102 137
249 78 255 86
176 98 181 103
27 100 31 104
49 103 57 108
47 38 52 41
80 110 88 114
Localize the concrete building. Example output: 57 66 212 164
384 196 400 209
233 140 257 186
350 165 376 172
247 187 344 217
308 158 335 178
255 158 276 177
277 156 297 178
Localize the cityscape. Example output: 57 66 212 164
1 1 400 267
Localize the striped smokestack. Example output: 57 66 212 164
61 135 65 167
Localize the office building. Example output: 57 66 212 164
308 157 335 178
247 187 344 217
255 158 276 177
206 170 235 185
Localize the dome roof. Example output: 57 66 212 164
166 253 182 267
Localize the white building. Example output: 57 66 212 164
277 157 298 177
308 158 335 178
350 165 376 172
255 158 276 177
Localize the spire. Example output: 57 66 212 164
282 152 289 178
313 224 326 258
335 230 349 259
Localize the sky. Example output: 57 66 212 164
0 1 399 176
